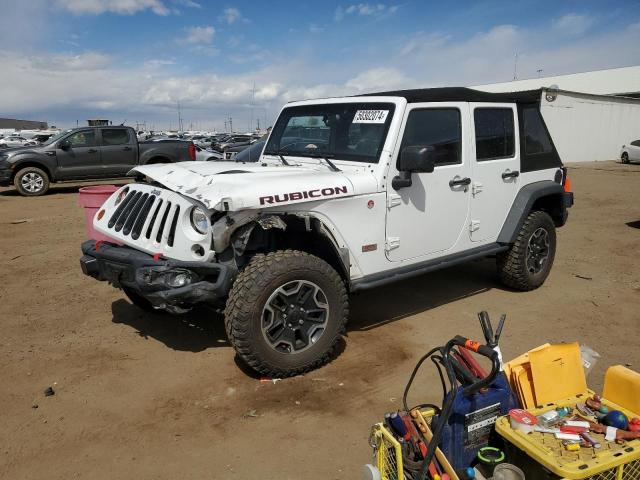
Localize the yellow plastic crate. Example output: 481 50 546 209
369 410 459 480
495 391 640 479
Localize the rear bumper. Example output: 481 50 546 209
559 191 574 226
80 240 235 310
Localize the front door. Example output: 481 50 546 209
385 103 471 262
468 104 520 243
56 128 101 179
99 128 137 176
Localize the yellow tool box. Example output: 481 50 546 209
369 409 459 480
495 391 640 479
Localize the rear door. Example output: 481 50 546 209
385 103 472 261
55 128 101 179
99 128 137 176
468 104 519 243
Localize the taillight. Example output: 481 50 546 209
560 167 571 192
188 143 196 161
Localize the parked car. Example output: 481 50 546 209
195 144 223 161
621 140 640 163
80 87 573 378
227 139 265 162
0 126 195 196
0 136 32 148
212 135 253 152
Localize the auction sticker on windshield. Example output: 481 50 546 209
353 110 389 124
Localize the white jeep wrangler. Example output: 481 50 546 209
80 87 573 377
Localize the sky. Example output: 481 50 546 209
1 0 640 131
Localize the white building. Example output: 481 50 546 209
472 66 640 163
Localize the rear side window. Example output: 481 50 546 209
523 107 553 155
101 129 131 146
474 108 514 160
400 108 461 166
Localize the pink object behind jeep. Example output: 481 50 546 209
77 185 122 244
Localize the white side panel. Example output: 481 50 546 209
541 92 640 163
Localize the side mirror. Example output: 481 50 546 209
392 146 436 190
59 139 70 150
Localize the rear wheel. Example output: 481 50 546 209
14 166 50 196
225 250 348 377
621 152 629 164
497 210 557 291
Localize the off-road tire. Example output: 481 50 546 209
497 210 556 291
123 287 157 313
225 250 348 378
14 166 50 196
621 152 629 164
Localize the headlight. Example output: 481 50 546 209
190 206 210 234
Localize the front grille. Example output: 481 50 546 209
106 190 179 246
95 184 214 263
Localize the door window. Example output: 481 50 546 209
400 108 461 166
101 129 131 145
474 108 515 161
631 140 640 147
67 130 95 147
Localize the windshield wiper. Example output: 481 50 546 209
308 153 341 172
264 149 292 166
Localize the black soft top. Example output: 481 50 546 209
360 87 542 104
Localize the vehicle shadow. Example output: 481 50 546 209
110 299 230 352
109 257 500 354
627 220 640 230
0 181 129 197
348 258 498 332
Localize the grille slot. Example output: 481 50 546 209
108 190 135 228
167 205 180 247
145 199 163 239
114 191 142 232
131 195 156 240
122 193 149 236
155 201 172 243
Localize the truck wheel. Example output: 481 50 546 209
497 210 556 291
621 152 629 164
225 250 348 378
14 166 50 196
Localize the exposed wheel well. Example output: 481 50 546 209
531 193 565 226
12 162 53 183
146 156 171 165
238 215 349 283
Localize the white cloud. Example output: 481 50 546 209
345 67 411 91
56 0 170 16
172 0 201 8
181 25 215 44
220 7 247 24
309 24 324 33
336 3 398 20
552 13 594 36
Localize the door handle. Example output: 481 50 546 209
123 146 132 151
501 170 520 179
449 177 471 187
88 148 98 153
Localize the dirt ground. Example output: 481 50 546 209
1 161 639 480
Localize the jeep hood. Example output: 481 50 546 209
131 160 378 211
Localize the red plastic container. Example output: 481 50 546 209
77 185 122 244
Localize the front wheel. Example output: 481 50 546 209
225 250 348 378
621 152 629 164
14 166 50 196
497 210 557 291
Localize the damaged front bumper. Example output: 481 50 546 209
80 240 235 312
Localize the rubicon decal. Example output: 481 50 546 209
260 186 349 205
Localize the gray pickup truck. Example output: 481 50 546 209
0 126 195 196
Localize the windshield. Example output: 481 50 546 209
265 102 395 163
42 129 72 146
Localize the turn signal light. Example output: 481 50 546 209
563 176 572 193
